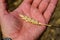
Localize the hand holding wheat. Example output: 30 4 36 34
0 0 58 40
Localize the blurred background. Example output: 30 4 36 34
0 0 60 40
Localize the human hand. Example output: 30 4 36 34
0 0 58 40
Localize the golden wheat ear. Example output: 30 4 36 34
19 14 52 27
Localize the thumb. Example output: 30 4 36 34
0 0 8 26
0 0 8 30
0 0 5 32
0 0 8 17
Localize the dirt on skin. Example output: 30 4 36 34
0 0 60 40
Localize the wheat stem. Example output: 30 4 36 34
19 14 52 27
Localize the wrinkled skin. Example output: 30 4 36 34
0 0 58 40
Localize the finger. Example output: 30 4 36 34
32 0 42 8
0 0 8 17
0 0 5 14
43 0 58 23
39 0 50 14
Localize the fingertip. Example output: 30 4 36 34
39 0 50 13
32 0 41 8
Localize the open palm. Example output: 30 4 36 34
0 0 57 40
